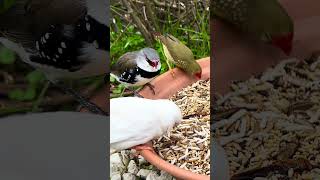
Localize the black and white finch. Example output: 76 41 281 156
0 0 109 115
110 47 161 95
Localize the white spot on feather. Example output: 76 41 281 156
36 41 39 50
41 37 46 43
58 48 63 54
86 23 91 31
61 42 66 48
45 33 50 39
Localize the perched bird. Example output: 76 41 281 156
211 0 294 55
110 48 161 95
0 0 109 115
154 33 202 79
110 97 182 154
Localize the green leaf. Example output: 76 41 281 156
23 86 37 100
118 84 126 89
110 75 116 83
26 70 45 86
8 89 25 101
112 88 122 94
0 46 15 64
112 84 125 94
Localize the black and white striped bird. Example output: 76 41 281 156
0 0 109 115
110 48 161 95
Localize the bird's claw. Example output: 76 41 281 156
170 70 175 79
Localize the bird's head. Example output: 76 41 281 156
189 62 202 79
251 0 294 56
270 32 293 56
140 48 161 70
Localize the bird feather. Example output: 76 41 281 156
110 52 138 76
110 97 182 153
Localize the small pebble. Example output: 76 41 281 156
127 160 139 175
122 173 136 180
146 171 160 180
110 173 122 180
110 153 125 176
137 169 153 179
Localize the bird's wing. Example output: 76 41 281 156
29 24 90 72
160 34 195 69
211 0 244 25
110 112 158 144
158 34 178 63
162 42 175 63
0 30 35 49
110 97 161 144
110 52 138 76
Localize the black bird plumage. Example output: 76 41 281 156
0 0 109 115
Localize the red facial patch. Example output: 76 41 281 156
271 33 293 56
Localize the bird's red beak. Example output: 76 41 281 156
271 33 293 56
195 72 202 79
151 60 159 69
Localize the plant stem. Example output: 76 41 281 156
32 81 50 112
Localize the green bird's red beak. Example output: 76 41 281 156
195 72 202 79
271 33 293 56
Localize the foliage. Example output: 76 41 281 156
0 0 16 14
110 0 210 97
0 46 15 64
0 45 45 101
9 70 45 101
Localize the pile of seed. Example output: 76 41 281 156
213 57 320 179
153 80 210 175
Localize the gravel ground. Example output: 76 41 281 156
213 57 320 179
